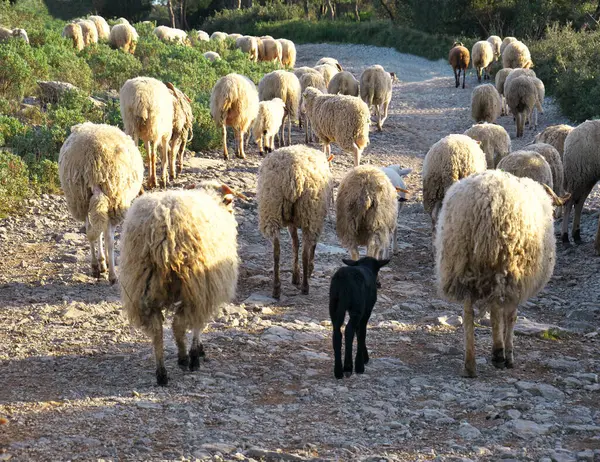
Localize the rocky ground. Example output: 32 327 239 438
0 43 599 461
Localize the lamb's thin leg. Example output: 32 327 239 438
189 328 205 371
343 320 355 377
287 112 292 146
177 134 186 176
304 116 310 143
375 105 382 131
272 235 281 299
572 186 593 244
454 68 459 88
105 222 117 285
352 143 362 167
87 217 101 278
150 317 168 386
380 101 389 129
355 320 368 373
561 197 574 246
463 299 477 378
504 305 517 368
172 310 189 369
331 307 344 379
289 226 300 286
490 305 506 369
144 141 154 188
301 239 310 295
97 230 107 274
222 125 228 160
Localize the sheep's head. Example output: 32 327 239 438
302 86 321 102
452 41 464 48
13 28 29 44
185 180 248 214
389 72 398 83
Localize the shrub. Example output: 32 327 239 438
0 150 31 218
0 116 27 147
0 47 34 100
82 44 143 91
30 158 61 194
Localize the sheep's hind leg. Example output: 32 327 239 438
86 217 103 278
301 238 311 295
172 309 189 369
272 235 281 299
561 196 574 246
504 305 517 368
343 320 355 377
289 226 300 286
189 328 205 371
380 101 389 129
352 143 362 167
490 304 506 369
572 186 593 244
462 299 477 378
222 125 229 160
149 315 168 386
355 319 368 374
454 68 459 88
331 310 344 379
105 222 117 285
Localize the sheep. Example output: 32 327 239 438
336 165 398 261
260 35 274 40
108 23 138 54
154 26 189 45
487 35 502 60
228 33 242 40
62 23 84 51
257 145 333 298
534 124 574 158
235 36 258 62
503 68 537 115
299 71 327 143
502 40 532 69
278 38 297 68
120 182 241 385
294 66 322 80
252 98 286 155
560 120 600 251
471 83 502 123
302 87 370 166
505 75 537 138
380 165 412 256
500 36 517 55
0 26 29 44
316 57 343 71
58 122 144 284
115 17 130 25
329 256 389 379
422 134 487 234
165 82 193 180
448 42 470 89
78 19 98 46
210 73 259 160
435 169 568 377
120 76 175 188
360 65 393 131
210 31 228 41
197 30 210 41
495 67 512 115
463 123 510 168
497 150 553 190
328 71 359 97
204 51 220 62
258 70 301 147
88 15 110 41
527 143 564 196
314 63 340 86
528 77 545 130
259 38 282 64
472 40 494 82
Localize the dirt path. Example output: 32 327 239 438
1 44 599 461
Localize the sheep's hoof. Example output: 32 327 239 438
462 364 477 378
177 355 189 370
505 352 514 369
376 279 382 289
291 272 300 285
301 284 309 295
156 367 169 386
573 230 582 245
91 264 101 279
259 150 264 156
561 233 571 247
334 366 343 379
492 349 506 369
355 363 365 374
189 345 205 371
363 349 369 364
455 82 459 88
272 284 281 300
108 275 117 286
343 370 353 378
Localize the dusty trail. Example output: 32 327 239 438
0 44 599 461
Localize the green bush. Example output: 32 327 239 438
0 150 31 218
0 47 34 100
202 4 304 34
0 116 27 147
30 158 61 194
82 44 143 91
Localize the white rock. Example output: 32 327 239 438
456 422 482 440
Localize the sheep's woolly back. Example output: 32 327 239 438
487 35 502 58
422 134 487 215
0 26 13 41
58 122 144 224
504 68 536 92
228 33 242 40
314 64 339 86
303 87 370 152
435 170 556 306
62 23 84 51
502 41 532 69
563 120 600 196
336 165 398 250
495 68 512 95
154 26 187 44
463 122 511 168
88 15 110 40
278 39 296 67
260 38 282 62
497 151 553 189
210 73 259 133
316 57 340 67
527 143 564 195
258 70 301 121
109 24 138 53
120 77 175 144
299 72 327 94
236 36 258 61
210 31 227 41
294 67 321 80
505 75 536 117
257 145 332 240
471 83 501 123
252 98 286 142
78 19 98 46
197 30 210 41
120 188 239 331
328 71 359 97
448 45 470 69
534 124 574 157
471 41 494 69
500 36 517 55
168 84 193 146
359 65 392 108
204 51 220 62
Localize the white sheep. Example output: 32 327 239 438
435 170 568 377
380 165 412 256
109 23 138 54
197 30 210 41
228 33 242 40
316 57 343 70
500 36 517 55
471 83 502 123
120 77 175 188
314 63 340 86
165 82 194 180
58 122 143 284
472 40 494 82
534 124 574 158
328 71 359 97
360 65 393 131
88 15 110 41
210 31 228 41
210 73 259 160
257 145 333 298
299 71 327 143
204 51 220 62
487 35 502 60
497 150 553 191
258 70 301 147
154 26 189 45
252 98 286 155
258 38 282 64
0 26 29 44
294 66 322 80
463 122 511 168
505 75 537 138
77 19 98 46
527 143 564 197
302 87 370 166
495 67 512 115
235 36 258 62
336 165 398 260
120 182 241 385
502 40 532 69
62 23 84 51
278 38 296 68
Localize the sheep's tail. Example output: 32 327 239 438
219 94 233 125
87 186 109 241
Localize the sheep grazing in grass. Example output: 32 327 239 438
165 82 193 180
436 170 569 377
58 122 144 284
210 31 228 41
328 71 359 97
314 64 340 86
210 73 259 160
88 15 110 41
495 68 512 115
497 151 553 189
472 40 494 82
422 134 487 234
258 70 301 147
204 51 220 62
329 256 390 379
115 17 130 25
487 35 502 60
303 87 370 166
448 42 470 89
120 181 242 386
228 33 242 40
120 76 175 188
109 23 138 54
62 23 84 51
360 65 393 131
0 26 29 44
471 83 502 123
534 124 574 158
78 19 98 46
154 26 189 45
278 38 296 67
252 98 286 155
299 72 327 143
505 75 537 138
500 36 517 55
527 143 564 196
502 41 532 69
463 122 511 168
197 30 210 41
336 165 398 261
257 145 333 299
380 165 411 255
236 36 259 62
316 57 343 71
560 120 600 252
259 38 282 64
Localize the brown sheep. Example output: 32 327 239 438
449 42 470 89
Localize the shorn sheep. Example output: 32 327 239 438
502 41 532 69
471 83 502 123
560 120 600 252
210 73 259 160
120 182 241 385
487 35 502 60
360 65 393 131
299 71 327 143
336 165 398 261
328 71 359 97
235 36 258 62
422 134 487 233
58 122 144 284
252 98 286 155
505 75 537 138
497 151 553 189
0 26 29 44
78 19 98 46
257 145 333 298
258 70 301 147
278 38 297 67
472 40 494 82
88 15 110 41
435 170 569 377
62 23 84 51
500 36 517 55
109 23 138 54
329 256 389 379
448 42 470 89
120 76 175 188
380 165 411 255
463 122 511 168
534 124 574 158
495 68 512 115
302 87 370 166
166 82 193 180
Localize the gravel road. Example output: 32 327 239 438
0 43 599 461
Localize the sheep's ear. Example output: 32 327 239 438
396 187 409 194
137 186 145 196
542 184 571 206
336 63 343 72
223 194 235 213
376 259 391 269
221 183 248 201
184 183 197 190
327 154 334 163
165 81 176 93
342 259 357 266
